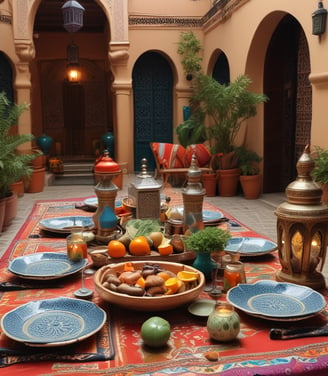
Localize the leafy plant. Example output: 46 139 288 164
188 74 267 154
177 31 202 79
312 146 328 184
0 92 36 198
184 227 231 253
235 146 262 175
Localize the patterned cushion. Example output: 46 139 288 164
150 143 186 168
185 143 211 167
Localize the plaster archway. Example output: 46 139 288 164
245 11 311 193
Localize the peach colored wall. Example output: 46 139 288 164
2 0 328 168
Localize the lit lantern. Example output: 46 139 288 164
93 150 121 243
128 158 162 219
66 42 81 83
62 0 85 33
275 145 328 290
182 153 206 234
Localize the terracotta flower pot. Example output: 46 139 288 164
240 174 262 199
202 173 217 197
9 180 24 197
3 191 18 228
0 199 5 234
27 167 46 193
216 168 241 197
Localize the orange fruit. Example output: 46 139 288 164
165 277 182 295
177 270 199 282
158 243 173 256
107 240 126 258
129 236 151 256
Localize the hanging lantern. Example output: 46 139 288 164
62 0 85 33
275 145 328 290
312 1 327 35
66 42 81 82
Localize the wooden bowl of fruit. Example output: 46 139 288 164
94 260 205 311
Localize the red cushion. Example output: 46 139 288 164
185 144 211 167
150 143 186 168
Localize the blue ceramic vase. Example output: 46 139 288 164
101 131 114 157
36 134 53 155
192 252 217 281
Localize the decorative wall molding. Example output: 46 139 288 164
128 0 250 28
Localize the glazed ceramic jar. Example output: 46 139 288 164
207 302 240 342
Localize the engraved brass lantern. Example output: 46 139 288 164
182 153 206 234
275 145 328 290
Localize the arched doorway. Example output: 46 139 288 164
212 51 230 85
263 15 311 192
0 52 14 102
33 0 111 159
132 51 173 172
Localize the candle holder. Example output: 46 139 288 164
207 302 240 342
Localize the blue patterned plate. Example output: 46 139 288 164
0 297 106 346
202 210 224 222
83 197 122 209
8 252 88 280
39 216 94 233
227 280 326 321
224 237 277 256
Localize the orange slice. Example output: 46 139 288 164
165 277 182 295
177 270 199 282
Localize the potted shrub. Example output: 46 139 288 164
235 146 263 199
184 227 231 280
177 31 202 81
311 146 328 205
176 33 267 196
0 92 37 229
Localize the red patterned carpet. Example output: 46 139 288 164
0 194 328 375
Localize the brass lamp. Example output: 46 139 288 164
128 158 162 219
182 153 205 234
275 145 328 290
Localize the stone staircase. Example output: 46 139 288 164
49 160 96 186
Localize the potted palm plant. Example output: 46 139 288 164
235 146 263 199
176 33 267 197
0 92 37 230
184 227 231 280
311 146 328 205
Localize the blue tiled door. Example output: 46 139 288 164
132 52 173 172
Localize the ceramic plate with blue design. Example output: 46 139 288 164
8 252 88 280
227 280 326 321
202 210 224 223
39 216 94 233
0 297 106 346
224 237 277 257
83 197 122 209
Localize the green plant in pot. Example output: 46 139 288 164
235 146 263 199
184 227 231 280
0 92 37 200
311 145 328 205
177 31 202 81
